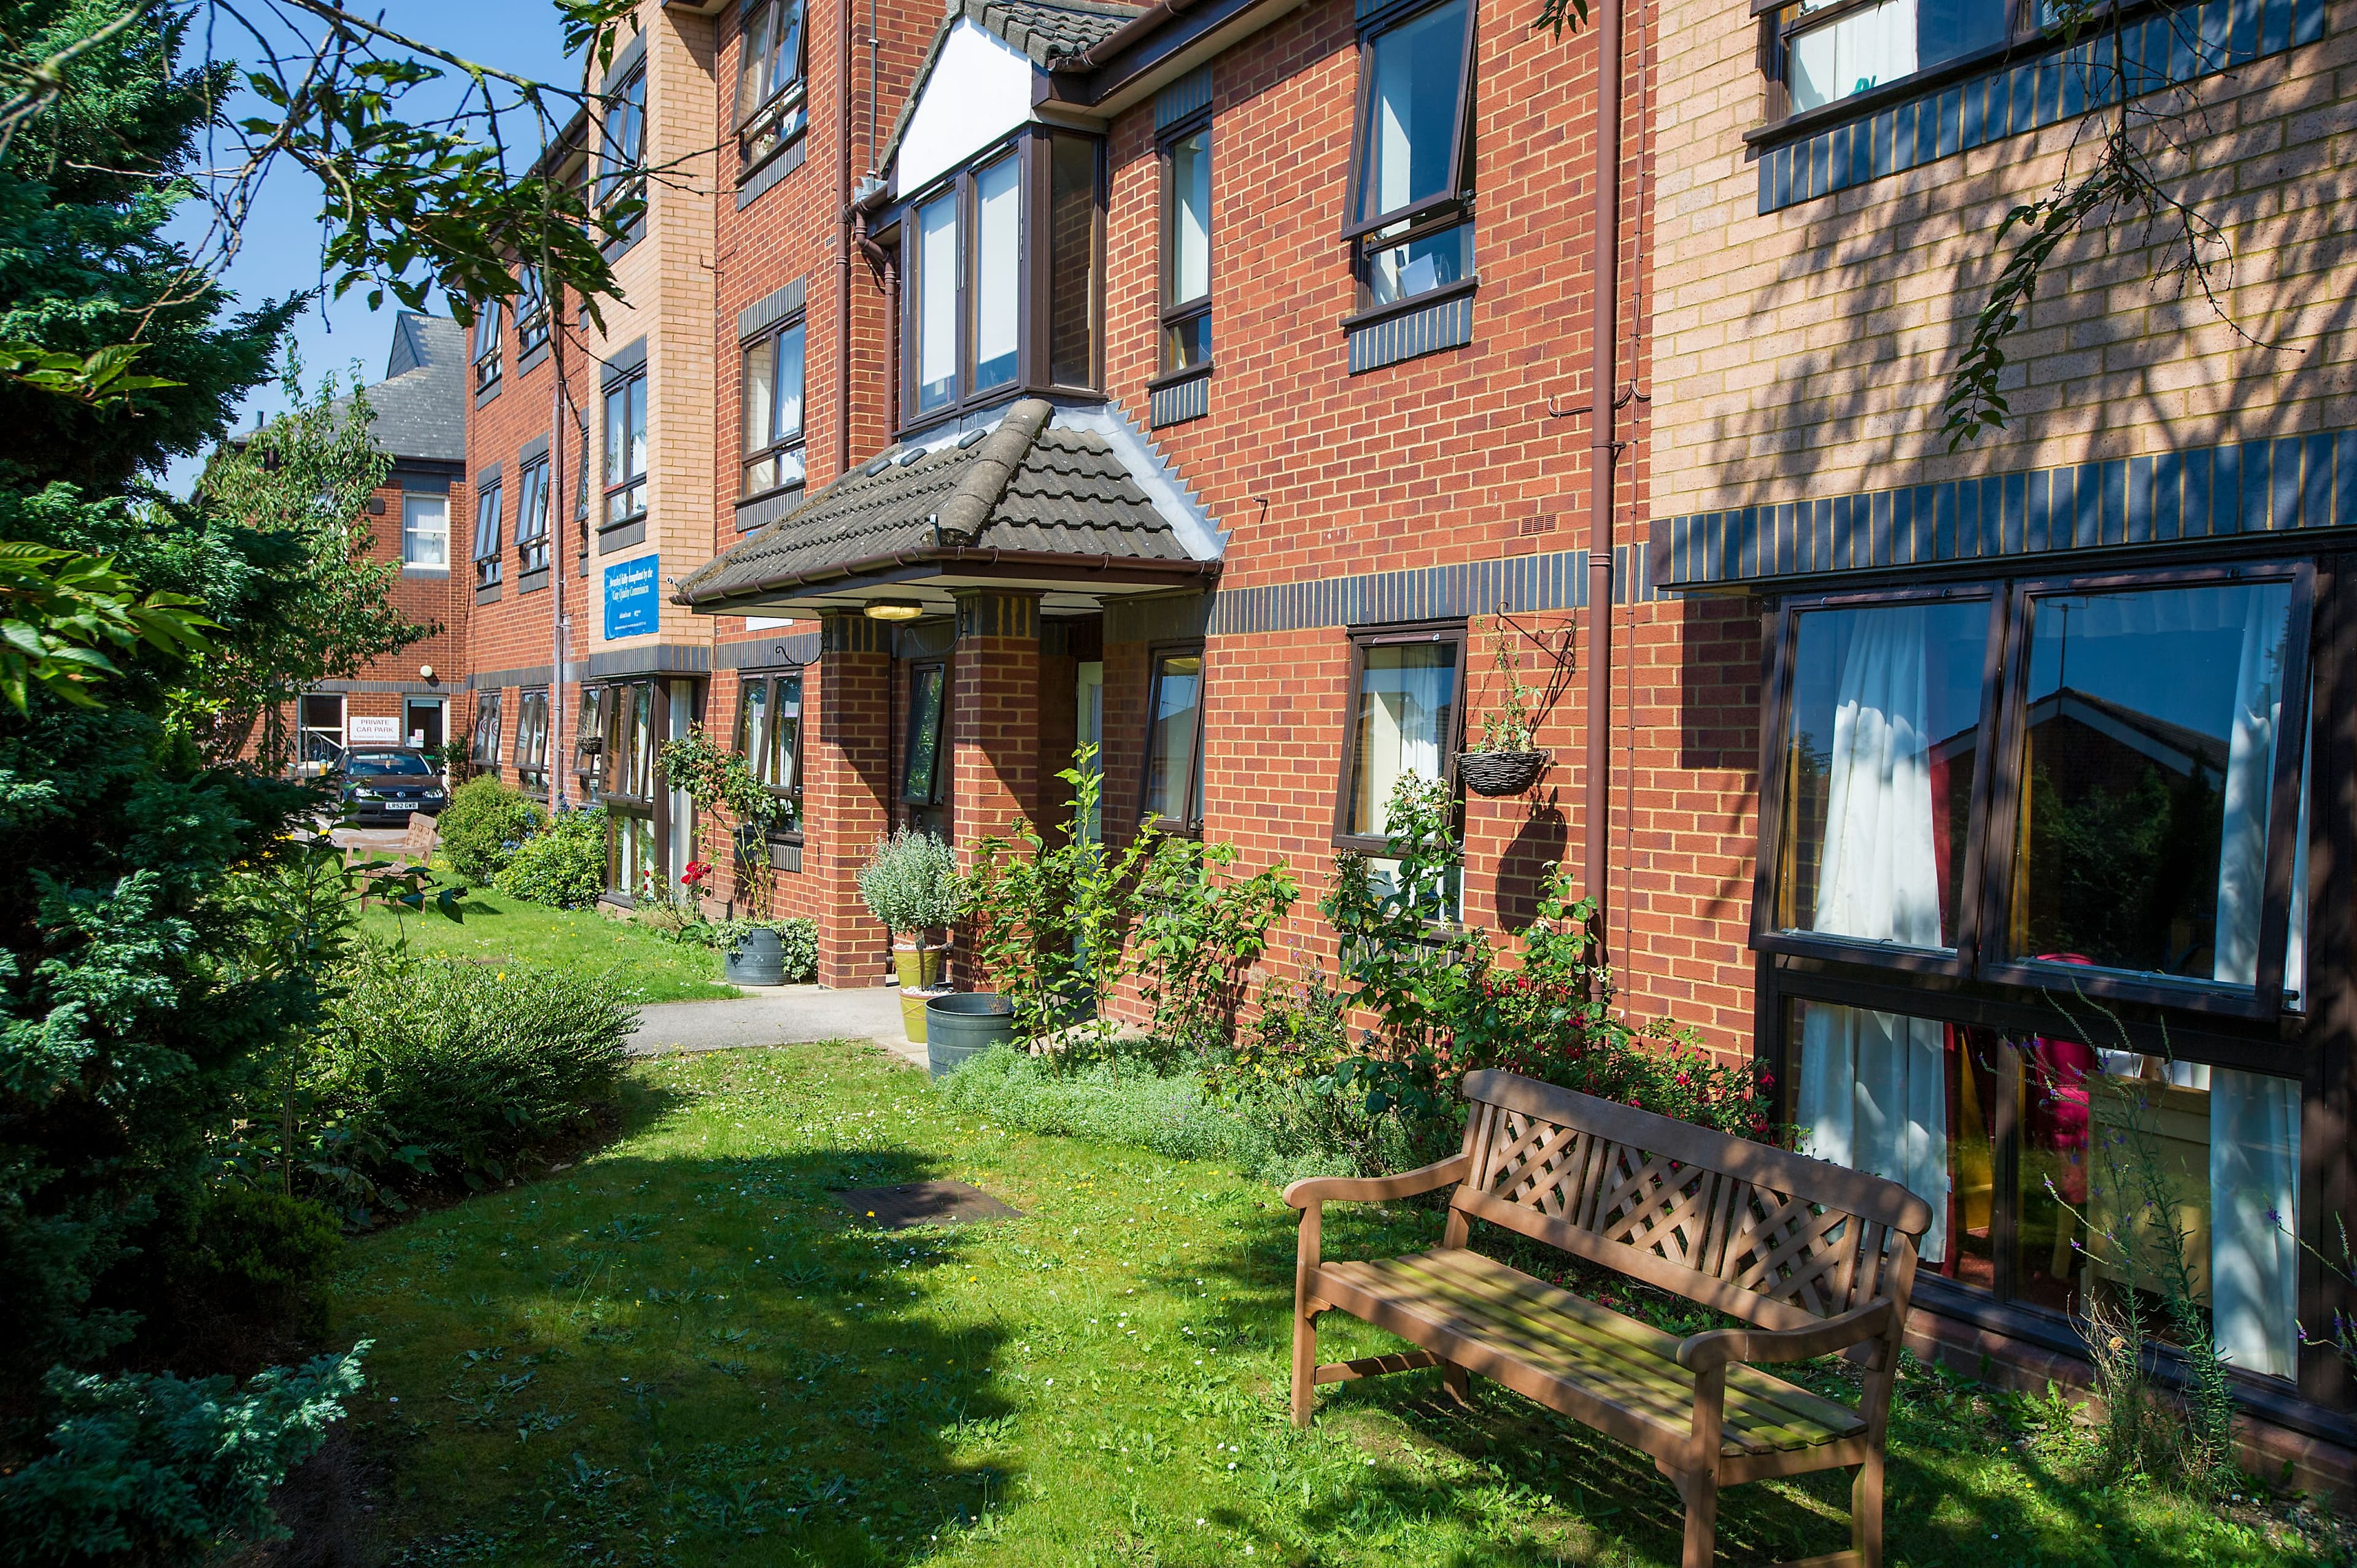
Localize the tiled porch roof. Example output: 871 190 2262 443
675 399 1210 611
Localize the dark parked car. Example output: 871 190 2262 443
339 749 449 826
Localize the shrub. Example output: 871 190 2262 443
493 806 608 909
309 951 636 1197
0 1347 369 1568
857 827 964 938
165 1187 343 1346
709 916 818 982
435 776 544 883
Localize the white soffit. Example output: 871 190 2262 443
897 20 1035 193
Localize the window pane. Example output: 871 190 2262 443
916 193 959 412
2009 1032 2302 1380
1047 134 1098 389
1787 0 1914 112
1777 600 1988 951
772 674 803 811
1142 654 1202 825
974 156 1021 390
1344 642 1458 838
1788 998 2002 1282
902 665 946 804
1361 219 1471 308
2007 582 2296 986
401 495 447 566
773 321 805 443
741 336 775 489
1163 312 1211 374
738 1 773 108
1357 0 1470 222
1166 129 1210 307
605 385 627 486
627 379 648 480
1918 0 2007 71
737 679 770 782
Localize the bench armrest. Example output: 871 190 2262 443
1675 1298 1897 1373
1283 1154 1470 1211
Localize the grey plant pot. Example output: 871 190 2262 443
926 992 1015 1078
722 927 786 986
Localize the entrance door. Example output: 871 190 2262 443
298 693 345 776
1076 661 1103 844
404 697 446 754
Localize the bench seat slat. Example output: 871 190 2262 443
1319 1249 1866 1458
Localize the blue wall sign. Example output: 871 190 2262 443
603 556 658 639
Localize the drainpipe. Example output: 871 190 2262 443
1585 0 1624 967
549 275 568 818
837 0 857 481
856 212 899 434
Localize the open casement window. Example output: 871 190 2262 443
1140 645 1206 833
901 131 1102 428
604 369 648 527
741 318 807 499
472 484 503 589
1776 992 2305 1385
735 671 805 837
469 692 503 768
1158 125 1212 378
1755 588 2004 976
736 0 808 172
602 681 657 804
472 298 504 393
1333 622 1466 854
516 268 549 356
1768 0 2014 118
597 66 648 233
901 662 948 807
1980 565 2314 1017
515 458 551 576
575 686 608 794
514 688 551 788
1344 0 1476 312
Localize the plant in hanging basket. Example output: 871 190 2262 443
1457 615 1550 795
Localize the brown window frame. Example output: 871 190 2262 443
603 366 649 529
1751 583 2006 981
1329 619 1468 855
471 296 505 393
471 481 503 590
601 679 658 807
735 0 809 176
574 684 608 794
514 455 552 576
515 268 549 357
596 63 648 239
900 660 948 807
1155 118 1213 384
733 668 807 843
1139 641 1208 835
468 690 503 770
513 686 551 788
739 315 808 502
1757 0 2042 129
1339 0 1478 244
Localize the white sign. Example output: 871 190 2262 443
347 716 401 743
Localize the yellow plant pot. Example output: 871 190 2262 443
900 986 948 1043
894 944 945 991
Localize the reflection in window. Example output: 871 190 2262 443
1142 652 1204 829
1782 0 2009 114
1776 600 1988 951
2008 582 2297 987
741 320 807 497
902 663 947 806
469 691 503 767
473 484 503 589
1342 640 1460 840
736 672 804 833
1350 0 1475 311
603 369 649 525
515 459 551 575
576 687 607 794
1162 128 1212 374
514 687 551 786
916 194 959 414
973 156 1021 390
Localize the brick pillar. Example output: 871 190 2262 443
950 589 1043 863
813 611 891 988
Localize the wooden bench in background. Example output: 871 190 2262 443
1285 1069 1930 1568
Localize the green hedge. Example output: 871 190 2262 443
493 806 608 909
436 776 544 883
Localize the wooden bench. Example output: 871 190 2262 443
1285 1068 1930 1568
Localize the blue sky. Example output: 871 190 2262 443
161 2 581 489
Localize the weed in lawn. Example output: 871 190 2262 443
326 1043 2339 1567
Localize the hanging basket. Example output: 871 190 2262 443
1457 748 1550 797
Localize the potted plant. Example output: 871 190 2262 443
1457 615 1551 797
857 828 963 1040
656 724 786 981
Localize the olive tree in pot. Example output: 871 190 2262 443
859 829 964 1040
656 724 789 984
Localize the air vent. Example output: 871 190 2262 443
863 452 896 477
956 427 988 449
897 446 926 466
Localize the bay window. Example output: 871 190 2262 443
473 482 503 590
1345 0 1476 311
1773 0 2012 116
604 368 648 527
1160 125 1212 376
901 131 1103 426
735 671 805 836
1334 624 1465 852
741 318 807 498
1141 647 1207 832
737 0 808 170
516 457 551 576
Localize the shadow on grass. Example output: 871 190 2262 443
336 1137 1021 1567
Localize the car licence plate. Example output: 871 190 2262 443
386 801 417 812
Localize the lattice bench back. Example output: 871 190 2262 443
1452 1070 1933 1332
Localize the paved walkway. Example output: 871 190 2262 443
627 984 926 1070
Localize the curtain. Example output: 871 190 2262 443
2210 587 2300 1380
1789 0 1915 113
1354 647 1450 838
1797 606 1950 1261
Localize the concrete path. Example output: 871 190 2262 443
627 984 926 1070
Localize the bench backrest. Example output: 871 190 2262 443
1452 1070 1933 1332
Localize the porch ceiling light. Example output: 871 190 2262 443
864 598 925 622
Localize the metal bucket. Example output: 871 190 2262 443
926 992 1014 1078
721 927 786 986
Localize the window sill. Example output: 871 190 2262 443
473 380 501 410
1145 360 1214 395
737 478 807 510
400 565 451 578
599 516 648 553
517 566 550 596
1339 275 1479 338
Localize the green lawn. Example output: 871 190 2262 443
358 885 741 1003
330 1044 2334 1566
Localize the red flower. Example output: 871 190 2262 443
681 860 713 887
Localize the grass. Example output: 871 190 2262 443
358 882 740 1004
327 1043 2337 1567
